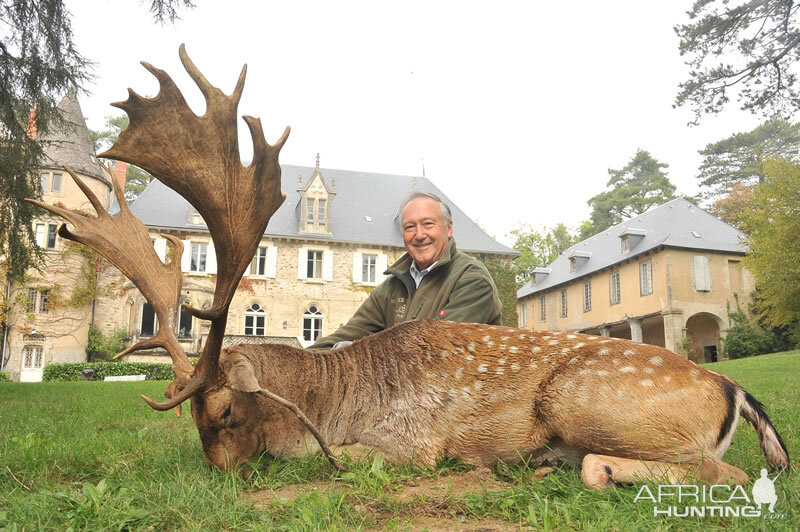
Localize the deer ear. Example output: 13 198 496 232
224 358 261 393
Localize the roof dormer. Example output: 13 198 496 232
619 227 647 254
567 250 592 273
531 267 552 285
298 153 336 234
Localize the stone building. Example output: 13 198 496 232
1 96 516 380
516 198 754 362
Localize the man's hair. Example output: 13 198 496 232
398 191 452 226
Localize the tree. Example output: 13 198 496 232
675 0 800 123
91 115 153 201
508 223 576 287
742 158 800 342
0 0 192 282
583 149 677 238
710 183 756 232
697 118 800 200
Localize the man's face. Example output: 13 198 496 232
401 197 453 270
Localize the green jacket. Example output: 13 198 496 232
311 238 503 349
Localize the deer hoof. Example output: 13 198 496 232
581 455 617 490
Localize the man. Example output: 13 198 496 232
311 191 503 349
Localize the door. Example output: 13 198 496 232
20 346 44 382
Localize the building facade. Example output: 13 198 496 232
516 199 755 362
1 96 516 380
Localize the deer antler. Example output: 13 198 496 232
95 44 289 409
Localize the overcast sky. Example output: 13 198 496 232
66 1 763 247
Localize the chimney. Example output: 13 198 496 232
26 106 37 140
112 160 128 190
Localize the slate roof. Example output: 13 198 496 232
38 90 108 184
517 198 747 299
130 164 517 256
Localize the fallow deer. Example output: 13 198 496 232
28 46 790 490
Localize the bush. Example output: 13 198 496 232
724 307 780 359
43 362 175 382
0 370 10 382
87 324 128 361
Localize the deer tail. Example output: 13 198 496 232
740 390 790 472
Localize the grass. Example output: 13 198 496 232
0 351 797 530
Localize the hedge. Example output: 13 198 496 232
0 371 10 382
43 362 175 382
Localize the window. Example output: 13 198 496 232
23 346 44 370
539 295 546 322
51 173 62 193
190 242 207 272
39 290 49 314
621 235 630 254
560 288 568 318
35 224 45 247
569 258 576 273
244 303 266 336
307 198 315 221
26 288 37 313
640 260 653 296
609 272 621 305
303 305 323 342
520 302 527 327
140 302 157 336
178 302 193 337
317 199 326 221
362 254 377 284
694 255 712 292
251 246 267 276
583 280 592 312
46 224 57 249
40 172 49 192
307 250 323 279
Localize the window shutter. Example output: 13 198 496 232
377 253 388 282
181 240 192 272
266 246 278 278
297 248 307 279
694 256 711 291
352 252 363 283
206 242 217 274
153 237 167 263
322 250 334 281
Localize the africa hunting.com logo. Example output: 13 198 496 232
634 468 787 520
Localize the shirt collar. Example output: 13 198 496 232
409 260 438 288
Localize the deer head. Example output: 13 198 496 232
27 44 289 425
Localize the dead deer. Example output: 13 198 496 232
28 46 789 490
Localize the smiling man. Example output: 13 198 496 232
311 191 503 349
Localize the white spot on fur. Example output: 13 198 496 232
529 360 538 370
649 356 663 367
487 341 495 347
562 348 571 354
597 370 609 376
568 357 580 365
689 369 699 378
598 348 610 356
554 331 564 336
543 335 551 340
574 342 586 349
643 367 654 375
511 363 520 371
619 366 636 373
664 375 672 383
449 389 459 398
509 346 519 354
623 349 636 357
440 351 449 359
548 340 559 346
567 334 577 339
455 368 464 380
478 364 488 373
586 336 598 340
532 346 542 353
599 340 612 344
426 353 433 361
501 336 510 341
465 354 474 362
468 343 476 352
580 369 593 375
498 358 506 365
495 367 505 375
640 379 654 387
474 381 484 391
519 334 527 339
482 335 491 342
585 359 597 366
612 358 620 365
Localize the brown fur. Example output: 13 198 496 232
191 320 789 487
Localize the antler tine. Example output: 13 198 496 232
99 44 289 392
25 167 194 380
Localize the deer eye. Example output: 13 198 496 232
222 405 232 426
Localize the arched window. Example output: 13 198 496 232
244 303 266 336
141 302 157 336
178 299 193 338
303 305 323 342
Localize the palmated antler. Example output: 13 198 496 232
96 44 289 410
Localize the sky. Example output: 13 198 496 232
66 0 765 247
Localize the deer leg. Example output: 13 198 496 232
581 453 749 490
331 443 379 462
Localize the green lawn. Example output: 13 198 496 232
1 351 797 530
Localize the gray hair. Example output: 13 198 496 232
398 191 452 226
